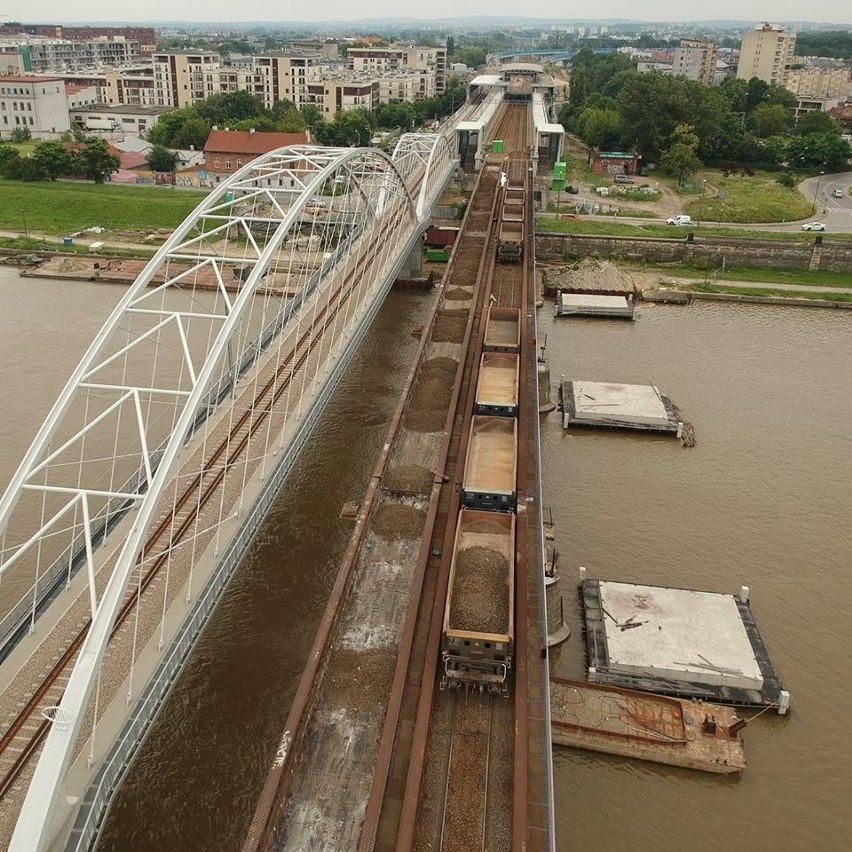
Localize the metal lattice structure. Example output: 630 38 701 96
392 132 457 219
0 140 458 852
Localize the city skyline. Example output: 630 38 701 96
2 5 852 28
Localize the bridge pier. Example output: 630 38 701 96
396 240 424 281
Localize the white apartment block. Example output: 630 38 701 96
672 39 718 86
24 37 142 72
347 46 446 93
0 75 71 139
783 66 852 100
737 23 797 86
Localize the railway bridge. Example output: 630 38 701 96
0 134 458 852
0 104 555 852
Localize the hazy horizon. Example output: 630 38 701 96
3 6 851 28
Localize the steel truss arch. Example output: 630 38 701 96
1 144 418 852
391 132 458 219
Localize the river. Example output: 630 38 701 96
0 267 849 851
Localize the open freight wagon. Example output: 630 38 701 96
442 509 516 695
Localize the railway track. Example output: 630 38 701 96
0 205 416 819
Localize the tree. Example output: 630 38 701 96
10 126 31 143
0 145 23 179
748 103 794 138
576 108 623 149
301 104 324 130
446 35 455 58
745 77 769 112
173 117 211 151
660 123 703 187
788 132 852 171
30 140 71 180
146 144 179 173
73 138 120 183
794 111 839 136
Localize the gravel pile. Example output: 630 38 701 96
322 648 397 715
546 258 636 295
406 357 457 433
431 310 468 343
444 286 473 301
371 503 427 541
383 464 434 494
449 546 510 634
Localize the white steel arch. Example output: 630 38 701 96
391 132 458 219
1 144 418 852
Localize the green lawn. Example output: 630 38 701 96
683 170 813 224
652 264 852 289
535 216 851 241
0 179 207 235
679 282 852 303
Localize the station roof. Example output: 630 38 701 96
468 73 504 88
532 92 563 135
457 90 503 132
502 62 543 74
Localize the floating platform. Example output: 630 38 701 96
561 380 682 433
550 677 746 774
582 579 788 712
555 292 635 320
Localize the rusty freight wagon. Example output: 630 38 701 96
483 306 521 353
475 352 519 417
442 508 516 694
462 415 518 510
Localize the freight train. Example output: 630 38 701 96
496 172 527 263
442 303 522 696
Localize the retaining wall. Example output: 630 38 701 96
536 232 852 273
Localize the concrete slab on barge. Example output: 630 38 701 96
561 380 681 433
582 579 786 710
555 293 634 320
550 677 746 773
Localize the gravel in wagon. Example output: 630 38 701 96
405 357 457 433
444 286 473 301
449 546 510 634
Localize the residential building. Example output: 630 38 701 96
24 37 144 72
0 74 70 138
347 45 446 93
672 39 717 86
0 23 156 53
737 23 796 86
202 128 308 185
637 61 674 76
104 68 156 107
828 101 852 132
65 82 100 109
152 49 220 109
783 66 852 101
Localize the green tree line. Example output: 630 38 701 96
0 137 120 183
561 48 851 175
794 31 852 60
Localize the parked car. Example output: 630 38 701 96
564 185 579 194
614 174 636 184
832 189 844 198
666 215 696 226
801 222 827 231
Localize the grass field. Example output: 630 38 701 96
679 281 852 302
683 170 813 224
535 216 851 241
0 180 207 235
650 264 852 289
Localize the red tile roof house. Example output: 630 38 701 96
202 129 309 185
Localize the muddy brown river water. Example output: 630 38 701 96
1 268 849 851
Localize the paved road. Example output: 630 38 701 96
798 173 852 232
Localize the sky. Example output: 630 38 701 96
2 3 851 26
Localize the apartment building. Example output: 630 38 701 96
0 75 70 138
24 37 143 73
0 23 156 52
737 23 797 86
347 45 446 93
152 50 221 108
784 66 852 100
672 39 718 86
0 48 26 75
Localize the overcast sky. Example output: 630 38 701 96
4 3 851 26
